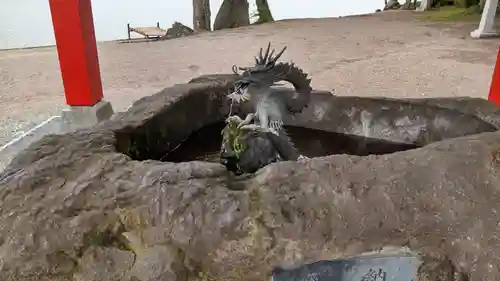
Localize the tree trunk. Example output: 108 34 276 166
401 0 413 9
454 0 469 8
431 0 442 8
254 0 274 24
193 0 211 32
213 0 250 30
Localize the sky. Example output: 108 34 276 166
0 0 385 49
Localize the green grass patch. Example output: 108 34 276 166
417 5 486 22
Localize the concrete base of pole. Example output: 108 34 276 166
0 100 114 172
470 28 499 39
60 100 114 132
471 0 499 39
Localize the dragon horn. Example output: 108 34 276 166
270 46 287 64
268 49 276 63
263 42 272 62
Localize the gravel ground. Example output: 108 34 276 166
0 11 499 147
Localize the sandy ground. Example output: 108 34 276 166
0 11 499 147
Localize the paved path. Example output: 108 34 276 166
0 11 499 147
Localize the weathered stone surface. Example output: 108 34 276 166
384 0 401 10
74 246 135 281
163 22 195 40
213 0 250 30
1 74 500 281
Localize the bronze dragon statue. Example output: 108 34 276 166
221 43 313 174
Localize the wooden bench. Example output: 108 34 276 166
127 22 166 40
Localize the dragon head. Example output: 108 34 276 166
228 42 289 103
228 42 313 114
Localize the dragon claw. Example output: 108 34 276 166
269 120 283 135
269 128 279 135
236 113 255 129
226 115 243 124
239 124 267 132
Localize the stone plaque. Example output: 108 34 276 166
272 252 420 281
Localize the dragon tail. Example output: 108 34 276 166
266 128 300 161
269 62 313 114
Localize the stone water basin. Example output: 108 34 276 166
163 122 419 163
1 74 500 281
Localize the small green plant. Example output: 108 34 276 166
221 121 246 158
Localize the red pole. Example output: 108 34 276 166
48 0 104 106
488 47 500 106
